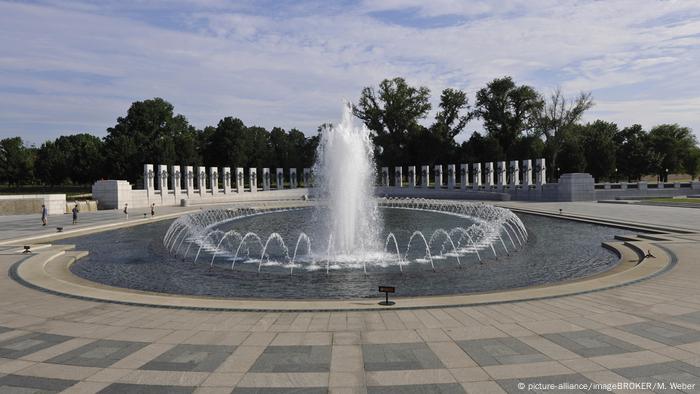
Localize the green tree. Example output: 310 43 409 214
683 146 700 181
0 137 35 186
534 88 593 174
556 130 586 176
103 98 199 183
353 77 431 165
647 124 697 182
580 121 618 181
460 132 505 164
613 125 653 182
473 76 543 158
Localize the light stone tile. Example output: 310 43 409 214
461 380 507 394
483 361 573 380
331 345 363 372
587 312 646 326
59 381 111 394
416 328 451 342
156 329 199 344
329 371 364 387
200 372 244 387
519 320 585 334
240 332 276 347
362 330 421 344
184 331 250 346
237 372 329 387
334 332 361 345
85 367 132 383
195 388 235 394
365 369 455 386
0 359 35 374
560 358 606 373
104 327 171 342
329 386 367 394
518 336 581 360
449 367 490 382
491 323 535 338
14 362 101 380
444 325 507 341
652 345 698 360
118 369 210 386
272 332 332 346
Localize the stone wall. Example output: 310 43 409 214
0 194 66 215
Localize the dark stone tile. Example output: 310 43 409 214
613 361 700 391
675 311 700 325
0 326 11 335
98 383 195 394
249 345 331 373
233 388 327 394
456 338 549 367
139 344 235 372
0 374 77 393
367 383 465 394
362 343 445 371
619 321 700 346
0 333 72 359
47 339 147 368
542 330 642 357
498 373 608 394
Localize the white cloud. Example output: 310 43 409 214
0 0 699 145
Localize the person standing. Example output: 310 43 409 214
41 204 48 226
123 203 128 220
72 203 80 224
150 203 155 217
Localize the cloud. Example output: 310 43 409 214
0 0 699 146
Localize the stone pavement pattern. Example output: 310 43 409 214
0 203 700 393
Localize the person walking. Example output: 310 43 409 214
150 203 155 217
123 203 128 220
72 203 80 224
41 204 48 226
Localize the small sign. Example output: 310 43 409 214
378 285 396 306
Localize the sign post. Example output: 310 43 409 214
378 286 395 306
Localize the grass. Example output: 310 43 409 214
648 198 700 204
0 184 91 198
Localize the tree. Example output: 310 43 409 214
353 77 431 165
647 124 697 182
473 77 543 158
580 121 618 181
0 137 34 186
103 98 199 183
613 125 652 182
534 88 594 174
556 130 586 176
683 146 700 181
460 132 505 164
431 88 471 141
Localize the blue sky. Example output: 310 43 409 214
1 0 699 145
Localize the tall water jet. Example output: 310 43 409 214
312 104 381 255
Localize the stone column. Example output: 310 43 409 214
185 166 194 197
407 166 416 188
262 168 271 191
509 160 520 187
497 161 507 189
394 166 403 187
447 165 456 189
472 163 482 190
236 167 244 193
434 165 443 189
223 167 231 194
209 167 219 195
197 166 207 195
522 159 533 186
157 165 169 205
535 158 547 186
303 168 311 187
276 168 284 189
485 162 494 187
290 168 298 188
460 164 469 190
421 166 430 188
381 167 389 187
144 164 155 205
171 165 181 201
249 168 257 193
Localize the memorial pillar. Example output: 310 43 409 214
485 162 494 187
185 166 194 197
421 165 430 188
236 167 244 193
276 168 284 189
407 166 416 188
394 166 403 187
535 158 547 186
447 165 456 189
290 168 298 188
223 167 231 194
209 167 219 195
497 161 507 190
249 168 257 193
509 160 520 187
460 164 469 190
262 168 271 191
472 163 482 190
381 167 389 187
522 159 533 186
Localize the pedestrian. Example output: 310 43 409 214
72 203 79 224
123 203 128 220
41 204 48 226
150 203 155 217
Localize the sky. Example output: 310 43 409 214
1 0 699 146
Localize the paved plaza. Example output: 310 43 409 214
0 201 700 393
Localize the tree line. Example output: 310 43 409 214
354 77 699 183
1 76 699 188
